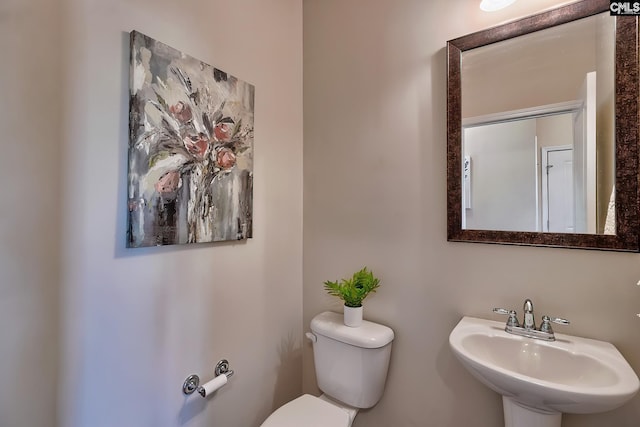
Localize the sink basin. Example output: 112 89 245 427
450 317 639 426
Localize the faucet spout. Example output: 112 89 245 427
523 299 535 330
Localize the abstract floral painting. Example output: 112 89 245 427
128 31 254 248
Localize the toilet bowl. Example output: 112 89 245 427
260 394 357 427
260 311 394 426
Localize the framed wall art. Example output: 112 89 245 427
128 31 254 248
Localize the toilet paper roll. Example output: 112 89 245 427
199 374 228 397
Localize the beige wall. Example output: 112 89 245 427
463 119 538 232
58 1 303 426
0 1 62 426
303 1 640 427
461 13 597 119
2 0 302 426
595 13 616 232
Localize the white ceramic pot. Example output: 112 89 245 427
343 305 363 327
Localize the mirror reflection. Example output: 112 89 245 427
460 12 615 234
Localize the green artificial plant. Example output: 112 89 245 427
323 267 380 307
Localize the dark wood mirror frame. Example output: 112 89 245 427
447 0 639 251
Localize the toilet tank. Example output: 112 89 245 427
310 311 394 409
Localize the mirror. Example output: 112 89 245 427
447 0 639 251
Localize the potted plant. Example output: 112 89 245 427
323 267 380 327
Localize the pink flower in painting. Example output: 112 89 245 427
169 101 193 123
216 147 236 170
214 122 232 142
183 134 209 159
155 170 181 194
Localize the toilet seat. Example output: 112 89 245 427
260 394 351 427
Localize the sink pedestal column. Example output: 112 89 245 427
503 397 561 427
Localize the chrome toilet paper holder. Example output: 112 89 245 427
183 359 235 396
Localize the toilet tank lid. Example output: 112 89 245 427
310 311 394 349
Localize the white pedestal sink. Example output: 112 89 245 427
449 317 639 427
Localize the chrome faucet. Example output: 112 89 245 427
523 299 535 330
493 299 569 341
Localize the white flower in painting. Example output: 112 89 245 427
132 47 152 94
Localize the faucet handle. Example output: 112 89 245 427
493 308 520 327
549 316 570 325
539 315 570 334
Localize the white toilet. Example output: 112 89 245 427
260 311 394 427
